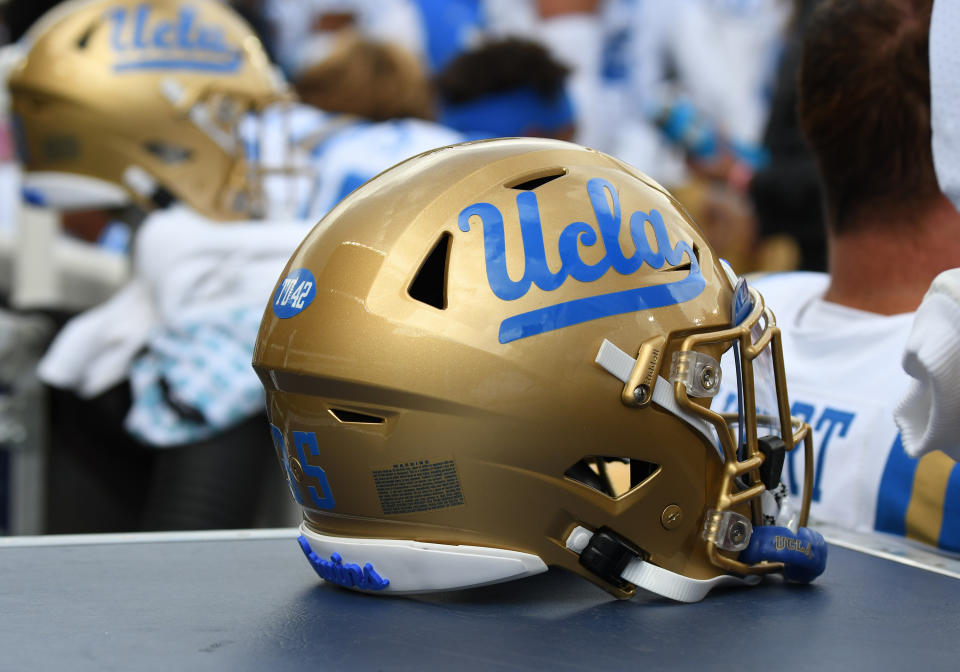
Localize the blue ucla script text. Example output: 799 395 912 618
108 4 243 72
297 537 389 591
457 177 706 343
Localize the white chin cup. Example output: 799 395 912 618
299 525 548 594
22 172 131 210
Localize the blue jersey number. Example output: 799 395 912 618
786 403 855 501
270 425 335 509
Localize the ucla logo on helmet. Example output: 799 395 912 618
457 177 706 343
107 3 243 73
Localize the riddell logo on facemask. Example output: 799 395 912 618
107 4 243 73
458 177 706 343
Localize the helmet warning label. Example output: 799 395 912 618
372 459 465 515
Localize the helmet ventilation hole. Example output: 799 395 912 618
408 232 451 309
565 456 660 499
507 169 566 191
145 141 193 164
329 409 385 424
662 259 692 272
660 243 699 272
76 24 97 49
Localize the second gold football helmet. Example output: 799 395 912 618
254 138 825 602
8 0 287 220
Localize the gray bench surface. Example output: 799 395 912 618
2 529 957 671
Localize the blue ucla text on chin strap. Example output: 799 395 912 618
108 4 243 73
298 536 390 591
458 178 706 343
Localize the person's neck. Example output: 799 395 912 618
824 195 960 315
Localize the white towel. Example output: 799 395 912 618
895 268 960 460
38 205 309 409
133 205 310 323
37 279 157 397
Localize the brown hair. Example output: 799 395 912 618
435 37 569 105
294 31 434 122
798 0 937 232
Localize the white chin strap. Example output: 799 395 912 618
565 526 759 603
595 339 722 459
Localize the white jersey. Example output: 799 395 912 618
301 118 464 221
255 104 464 222
264 0 425 76
931 0 960 211
720 272 960 553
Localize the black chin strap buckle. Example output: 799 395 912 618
150 186 176 209
578 527 643 589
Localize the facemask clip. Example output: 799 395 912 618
703 509 753 552
670 351 722 398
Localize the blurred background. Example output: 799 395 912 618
0 0 826 536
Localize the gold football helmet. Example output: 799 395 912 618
8 0 287 220
253 138 825 602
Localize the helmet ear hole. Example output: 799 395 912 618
407 232 451 309
76 23 97 49
565 456 660 499
144 141 193 164
328 408 385 424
